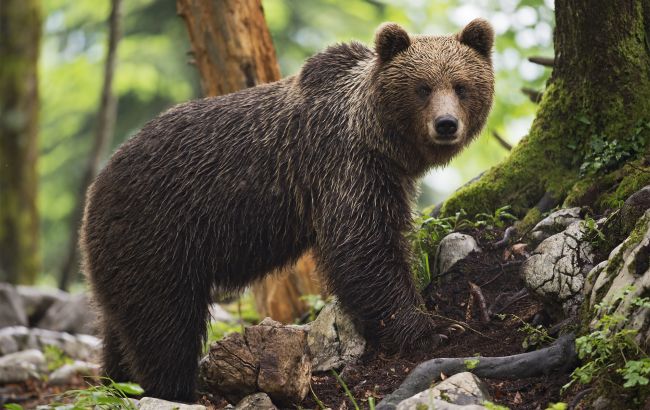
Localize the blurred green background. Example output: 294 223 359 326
39 0 553 286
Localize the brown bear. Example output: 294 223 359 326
80 19 494 401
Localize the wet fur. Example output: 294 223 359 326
81 21 494 401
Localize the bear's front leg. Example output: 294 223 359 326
312 167 440 351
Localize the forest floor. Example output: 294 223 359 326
4 226 572 410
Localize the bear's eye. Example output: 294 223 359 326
454 84 467 99
416 84 432 99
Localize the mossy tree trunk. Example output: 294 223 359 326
0 0 41 284
441 0 650 224
177 0 322 323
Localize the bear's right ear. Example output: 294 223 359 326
458 18 494 57
375 23 411 63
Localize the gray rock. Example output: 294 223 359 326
138 397 206 410
620 185 650 234
0 283 28 328
530 207 583 245
0 349 45 383
48 360 101 385
435 233 481 277
585 210 650 345
0 326 100 361
308 301 365 371
522 221 594 317
234 392 277 410
38 293 97 335
200 318 311 406
16 285 70 325
396 372 491 410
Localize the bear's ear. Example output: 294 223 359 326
458 18 494 57
375 23 411 63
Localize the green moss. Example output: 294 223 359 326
517 207 542 234
599 163 650 210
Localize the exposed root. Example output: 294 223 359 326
376 334 577 410
468 281 490 323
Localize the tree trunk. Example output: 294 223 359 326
441 0 650 226
0 0 41 285
177 0 322 323
59 0 123 290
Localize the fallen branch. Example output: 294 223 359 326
491 130 513 151
376 334 577 410
468 282 490 323
521 87 543 103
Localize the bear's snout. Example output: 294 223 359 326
434 115 458 139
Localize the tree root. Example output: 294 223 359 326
376 334 577 410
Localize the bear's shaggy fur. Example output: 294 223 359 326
81 20 494 401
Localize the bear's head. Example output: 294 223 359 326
373 19 495 168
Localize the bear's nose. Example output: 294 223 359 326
434 115 458 138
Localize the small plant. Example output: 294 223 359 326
579 120 649 176
43 344 73 371
464 358 480 370
504 314 555 349
545 403 568 410
331 369 360 410
45 378 143 409
580 216 606 248
474 205 518 229
483 401 510 410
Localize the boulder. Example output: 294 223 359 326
619 185 650 236
522 220 594 317
529 207 583 245
0 349 45 383
209 303 235 323
38 293 97 335
0 326 101 361
16 285 69 326
200 318 311 406
308 302 365 371
48 360 101 385
396 372 491 410
0 283 28 328
435 233 481 277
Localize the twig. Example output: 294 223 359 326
426 313 496 341
468 282 490 323
528 56 555 67
490 288 529 316
491 130 513 151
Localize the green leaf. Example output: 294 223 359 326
111 382 144 395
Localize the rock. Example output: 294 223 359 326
585 210 650 345
522 220 594 317
0 283 28 328
620 185 650 236
0 326 101 360
529 207 584 245
435 233 481 277
396 372 491 410
38 293 97 335
0 349 45 383
234 392 277 410
48 360 101 385
200 318 311 406
308 302 366 371
138 397 206 410
16 285 70 326
209 303 235 323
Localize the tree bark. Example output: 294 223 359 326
177 0 321 323
59 0 123 290
0 0 41 284
441 0 650 226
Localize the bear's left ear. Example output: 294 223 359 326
375 22 411 63
458 18 494 57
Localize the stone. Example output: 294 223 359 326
585 210 650 346
619 185 650 236
522 221 594 317
200 318 311 406
435 233 481 277
48 360 101 385
0 326 100 361
234 392 277 410
308 302 366 371
0 283 28 328
38 293 97 335
530 207 583 245
396 372 491 410
0 349 45 383
138 397 206 410
16 285 70 326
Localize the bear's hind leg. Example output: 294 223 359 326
101 319 132 383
